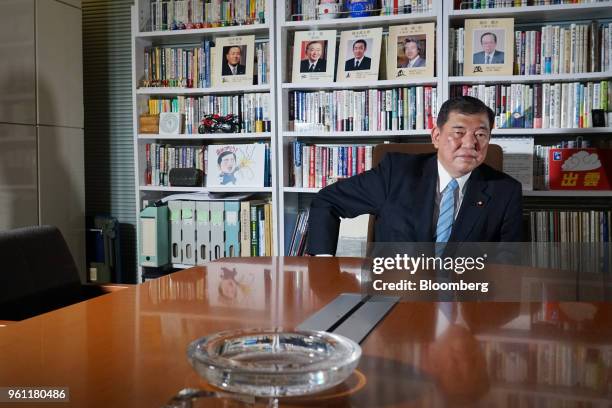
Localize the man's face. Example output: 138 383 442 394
431 111 490 178
306 43 322 61
352 42 366 59
404 41 419 60
219 154 236 173
226 47 241 65
480 34 496 54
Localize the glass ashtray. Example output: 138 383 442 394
187 328 362 397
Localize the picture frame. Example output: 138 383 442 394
291 30 337 83
214 35 255 86
336 27 383 82
464 18 514 76
387 23 435 79
207 144 265 187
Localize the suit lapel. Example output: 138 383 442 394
449 166 491 242
414 155 437 242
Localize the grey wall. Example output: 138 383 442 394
82 0 136 282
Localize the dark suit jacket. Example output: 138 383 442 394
221 63 246 76
300 59 327 73
345 56 372 71
401 57 426 68
473 50 505 64
307 153 523 254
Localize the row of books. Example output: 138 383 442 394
481 340 612 392
528 209 611 243
449 22 612 76
482 393 609 407
166 199 273 266
142 41 269 88
453 0 609 9
286 209 309 256
146 0 265 31
288 142 374 188
144 93 271 133
289 0 432 21
144 143 272 187
451 81 612 129
288 87 438 133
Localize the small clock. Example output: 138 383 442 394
159 112 182 135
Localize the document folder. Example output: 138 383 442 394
139 205 169 267
181 201 196 265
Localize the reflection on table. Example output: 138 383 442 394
0 256 610 407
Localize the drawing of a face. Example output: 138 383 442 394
219 152 237 174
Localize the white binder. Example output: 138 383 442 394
168 201 182 264
180 201 196 265
195 201 210 265
209 201 225 261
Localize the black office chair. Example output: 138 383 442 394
0 225 110 321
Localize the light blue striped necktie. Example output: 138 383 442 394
435 179 459 256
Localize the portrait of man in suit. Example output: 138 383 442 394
299 41 327 73
221 45 246 76
472 32 505 65
400 37 426 68
306 96 523 255
345 39 372 71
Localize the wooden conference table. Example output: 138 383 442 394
1 257 612 407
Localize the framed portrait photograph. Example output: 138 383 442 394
213 35 255 86
291 30 337 83
336 28 382 82
387 23 435 79
464 18 514 76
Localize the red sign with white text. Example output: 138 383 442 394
548 148 612 190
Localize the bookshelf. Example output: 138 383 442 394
131 0 278 281
443 0 612 248
448 2 612 23
129 0 612 265
276 1 444 255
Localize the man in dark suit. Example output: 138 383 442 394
472 32 505 64
221 45 246 76
344 39 372 71
307 96 523 255
299 41 327 73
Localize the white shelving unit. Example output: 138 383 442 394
282 130 432 138
137 132 271 140
449 71 612 85
281 187 612 197
448 2 612 23
443 0 612 205
135 84 271 95
129 0 612 265
276 2 444 255
131 1 278 281
275 1 612 255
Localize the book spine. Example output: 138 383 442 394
250 204 258 256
